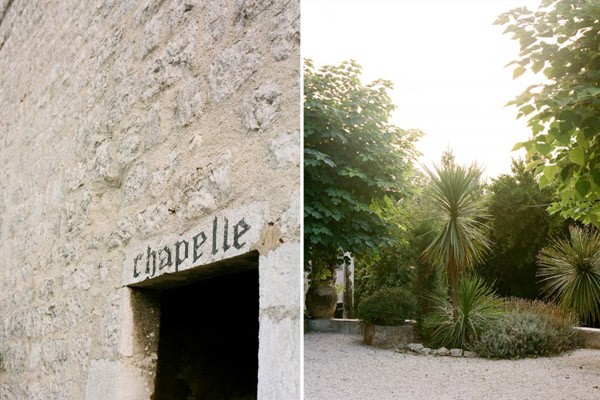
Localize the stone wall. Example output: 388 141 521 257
0 0 300 398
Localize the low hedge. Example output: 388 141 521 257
357 287 416 326
472 298 582 359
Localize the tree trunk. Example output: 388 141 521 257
449 253 459 321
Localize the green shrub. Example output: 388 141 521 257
357 287 416 326
537 226 600 325
472 299 582 359
422 275 505 349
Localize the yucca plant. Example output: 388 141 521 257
423 275 505 349
537 226 600 325
421 161 492 320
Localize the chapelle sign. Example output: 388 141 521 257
123 205 265 286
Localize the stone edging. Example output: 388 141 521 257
396 343 478 358
575 327 600 349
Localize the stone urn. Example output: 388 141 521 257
305 284 337 319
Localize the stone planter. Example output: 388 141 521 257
363 322 414 349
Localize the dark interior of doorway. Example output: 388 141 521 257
154 267 259 400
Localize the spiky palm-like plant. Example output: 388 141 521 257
424 275 504 349
537 226 600 324
421 162 492 319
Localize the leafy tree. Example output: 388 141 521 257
353 169 446 326
421 161 491 319
497 0 600 226
477 159 568 298
304 59 420 274
537 225 600 325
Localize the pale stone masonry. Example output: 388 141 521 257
0 0 301 398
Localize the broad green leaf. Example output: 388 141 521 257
532 60 545 73
591 169 600 187
512 141 528 151
575 178 591 197
513 66 527 79
543 164 560 180
543 66 554 79
525 159 542 172
535 142 552 155
519 104 536 116
569 147 585 166
539 174 550 189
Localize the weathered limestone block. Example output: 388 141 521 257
204 0 227 45
140 11 163 59
145 101 163 149
242 82 281 135
116 121 143 168
209 32 260 104
136 202 169 237
100 290 122 358
123 162 148 204
179 151 231 219
269 130 300 168
450 348 463 357
258 243 300 400
109 216 135 249
167 0 201 29
235 0 273 29
270 0 300 61
141 57 182 101
173 76 203 127
84 359 119 400
364 323 415 349
165 22 197 66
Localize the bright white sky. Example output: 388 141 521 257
302 0 544 179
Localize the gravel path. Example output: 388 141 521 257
304 332 600 400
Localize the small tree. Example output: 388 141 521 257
422 160 491 320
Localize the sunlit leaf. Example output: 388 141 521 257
568 147 585 166
513 66 527 79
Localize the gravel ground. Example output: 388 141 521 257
304 332 600 400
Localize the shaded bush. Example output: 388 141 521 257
422 275 505 349
472 298 582 359
357 287 416 326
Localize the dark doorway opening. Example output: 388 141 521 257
154 267 259 400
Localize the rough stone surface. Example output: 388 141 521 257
576 327 600 349
407 343 424 353
451 348 464 357
364 324 415 349
0 0 300 398
435 347 450 356
308 318 362 335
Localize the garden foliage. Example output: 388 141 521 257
537 225 600 324
421 160 491 319
304 59 420 267
497 0 600 226
422 275 504 349
472 298 581 359
477 159 569 298
357 287 417 326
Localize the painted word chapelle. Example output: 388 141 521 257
132 216 251 278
